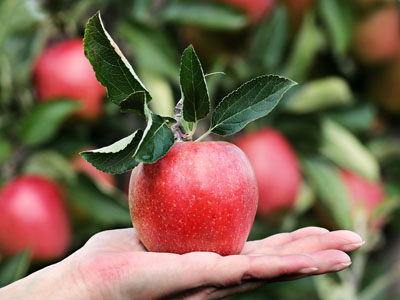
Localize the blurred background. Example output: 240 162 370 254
1 0 400 299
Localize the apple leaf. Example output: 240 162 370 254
134 105 175 163
81 130 144 174
84 11 151 114
210 75 296 136
67 174 131 225
303 158 352 229
180 45 210 123
0 250 30 287
19 99 80 146
158 1 247 30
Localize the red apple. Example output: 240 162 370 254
33 38 106 120
234 128 301 216
72 154 115 190
340 169 384 217
129 141 258 255
0 175 70 260
352 6 400 64
211 0 275 23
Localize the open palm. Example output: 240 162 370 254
71 227 363 300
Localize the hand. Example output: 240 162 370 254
0 227 364 300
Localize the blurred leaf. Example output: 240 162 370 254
180 45 210 123
67 174 131 225
84 12 151 114
210 75 296 136
368 137 400 163
318 0 355 55
314 274 357 300
303 158 352 229
19 99 80 146
285 11 325 82
134 105 175 163
119 22 179 81
141 71 175 117
285 77 353 113
159 1 248 30
82 130 143 174
293 181 315 214
0 251 30 287
22 151 76 183
328 104 376 133
249 5 290 72
320 118 379 181
0 136 12 162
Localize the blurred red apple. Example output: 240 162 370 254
340 169 384 218
129 142 258 255
235 128 301 217
282 0 314 29
211 0 275 22
72 154 115 190
352 6 400 64
33 38 106 120
0 175 70 260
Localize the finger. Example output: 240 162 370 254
276 230 364 255
309 249 352 274
242 227 329 254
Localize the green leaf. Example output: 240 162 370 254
67 174 131 225
19 99 80 146
180 45 210 123
210 75 296 136
320 118 379 181
22 151 76 183
303 158 352 229
0 135 12 162
159 1 247 30
318 0 355 55
134 105 175 163
81 130 143 174
328 104 376 133
84 11 151 114
284 11 325 82
250 5 290 72
0 250 30 287
285 77 353 113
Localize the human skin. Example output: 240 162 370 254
0 227 363 300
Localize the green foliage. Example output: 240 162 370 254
180 45 210 123
210 75 296 136
0 251 30 288
19 100 80 146
159 1 247 30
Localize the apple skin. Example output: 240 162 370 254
352 7 400 64
340 169 384 217
33 38 106 120
0 175 70 260
211 0 275 22
72 155 115 190
234 128 301 216
129 141 258 255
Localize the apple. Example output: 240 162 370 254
0 175 70 260
129 141 258 255
282 0 314 29
234 128 301 217
340 169 384 218
211 0 275 23
33 38 106 120
352 6 400 64
72 154 115 190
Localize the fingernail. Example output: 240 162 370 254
331 262 352 272
299 267 319 274
341 241 365 252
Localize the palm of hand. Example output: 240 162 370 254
72 227 363 300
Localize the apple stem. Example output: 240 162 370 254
194 129 212 142
171 99 190 142
186 122 197 139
